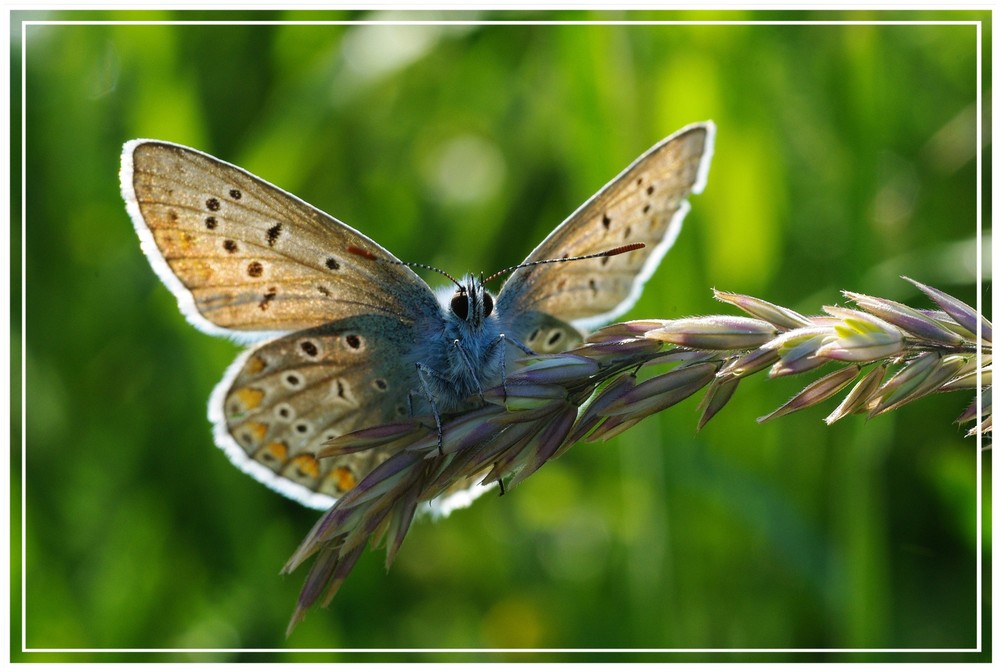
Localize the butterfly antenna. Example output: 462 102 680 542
383 257 463 289
348 243 464 288
482 243 646 285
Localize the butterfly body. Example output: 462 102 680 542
122 122 715 512
414 275 506 409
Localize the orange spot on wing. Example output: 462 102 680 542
329 466 357 492
246 421 268 441
186 260 214 285
254 441 288 467
246 356 266 374
285 454 320 479
346 246 377 260
266 441 288 461
235 387 265 410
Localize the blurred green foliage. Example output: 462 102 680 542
16 10 990 661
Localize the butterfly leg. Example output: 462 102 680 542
503 334 536 357
481 334 536 402
451 339 487 403
414 362 448 455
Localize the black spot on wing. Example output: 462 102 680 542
266 223 283 247
259 287 277 311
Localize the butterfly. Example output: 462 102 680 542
120 122 715 513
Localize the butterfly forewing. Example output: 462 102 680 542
123 140 438 338
497 122 714 335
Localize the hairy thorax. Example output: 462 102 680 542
406 281 507 413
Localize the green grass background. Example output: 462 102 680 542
15 10 990 661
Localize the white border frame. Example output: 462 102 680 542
15 13 987 658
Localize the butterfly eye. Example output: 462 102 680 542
451 291 469 320
483 292 494 317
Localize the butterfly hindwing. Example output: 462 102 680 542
508 311 585 354
122 140 439 340
497 122 715 337
209 315 422 509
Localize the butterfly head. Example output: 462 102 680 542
450 275 495 327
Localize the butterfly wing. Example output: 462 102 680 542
121 139 439 341
497 122 715 345
209 315 494 510
122 140 477 509
208 315 416 509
